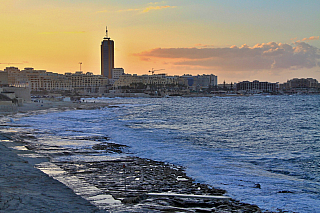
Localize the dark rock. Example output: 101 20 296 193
122 194 147 204
254 183 261 189
92 142 128 153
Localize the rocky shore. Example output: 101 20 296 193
0 101 267 212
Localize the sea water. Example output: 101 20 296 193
11 95 320 212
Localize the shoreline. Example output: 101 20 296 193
0 100 265 212
0 132 104 213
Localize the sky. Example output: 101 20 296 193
1 0 320 83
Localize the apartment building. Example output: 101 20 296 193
4 67 108 93
113 73 179 88
65 71 108 93
179 74 218 90
281 78 319 89
236 80 278 93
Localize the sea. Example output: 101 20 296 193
4 95 320 212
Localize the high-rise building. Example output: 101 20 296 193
101 26 114 79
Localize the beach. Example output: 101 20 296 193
0 100 265 212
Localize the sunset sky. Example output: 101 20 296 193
1 0 320 83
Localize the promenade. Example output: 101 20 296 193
0 133 103 212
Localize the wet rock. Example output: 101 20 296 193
25 144 37 150
122 194 147 204
92 142 128 153
73 136 110 142
53 143 263 212
254 183 261 189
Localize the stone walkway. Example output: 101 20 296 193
0 134 104 213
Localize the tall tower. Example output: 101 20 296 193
101 26 114 78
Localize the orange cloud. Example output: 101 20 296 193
295 36 319 43
98 4 176 14
142 5 176 13
135 42 320 71
302 36 319 41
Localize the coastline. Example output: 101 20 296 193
1 100 265 212
0 132 104 212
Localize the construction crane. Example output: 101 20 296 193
149 68 165 75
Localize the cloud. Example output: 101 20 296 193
97 4 176 14
302 36 319 41
295 36 319 43
142 5 176 13
135 41 320 71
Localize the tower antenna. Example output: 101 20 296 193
79 62 82 71
105 26 109 39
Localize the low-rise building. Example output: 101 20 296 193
280 78 319 94
2 87 31 103
281 78 319 89
114 73 180 88
65 71 108 94
236 80 278 93
179 74 218 90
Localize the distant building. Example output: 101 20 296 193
280 78 319 94
112 68 124 79
6 67 71 91
5 67 28 87
109 68 124 85
65 71 108 93
179 74 218 90
236 80 278 93
101 26 114 79
0 71 8 86
2 87 31 103
114 73 179 88
4 67 108 94
113 73 218 93
281 78 319 89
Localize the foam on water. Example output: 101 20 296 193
10 95 320 212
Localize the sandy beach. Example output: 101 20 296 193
0 100 264 212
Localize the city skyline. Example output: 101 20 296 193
1 0 320 84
